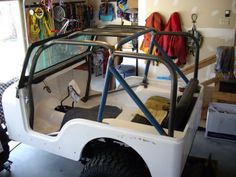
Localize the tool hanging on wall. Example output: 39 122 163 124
26 0 91 43
99 1 116 21
28 9 40 41
116 0 128 25
53 1 92 34
187 13 203 56
53 4 80 35
117 0 128 12
35 6 54 40
53 5 68 34
53 5 66 23
28 1 54 42
35 7 45 40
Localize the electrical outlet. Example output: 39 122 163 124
219 17 231 25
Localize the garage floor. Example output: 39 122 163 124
1 129 236 177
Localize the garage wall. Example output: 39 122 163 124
86 0 138 45
87 0 137 26
88 0 235 81
139 0 236 28
87 0 236 58
139 0 235 58
138 0 236 81
22 0 235 81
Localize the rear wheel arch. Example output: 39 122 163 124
80 137 151 176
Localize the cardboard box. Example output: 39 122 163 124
205 102 236 141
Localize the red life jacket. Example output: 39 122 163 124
140 12 164 54
159 12 187 65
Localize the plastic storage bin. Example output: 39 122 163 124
115 64 136 87
205 102 236 141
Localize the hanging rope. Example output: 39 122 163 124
29 10 40 41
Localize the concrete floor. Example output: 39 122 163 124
0 130 236 177
1 143 83 177
189 130 236 177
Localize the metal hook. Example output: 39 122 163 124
191 13 198 23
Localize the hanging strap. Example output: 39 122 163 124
43 11 54 37
30 13 40 41
187 13 203 56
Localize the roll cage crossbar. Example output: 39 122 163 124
18 25 199 137
97 51 177 136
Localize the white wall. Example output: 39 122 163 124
139 0 236 82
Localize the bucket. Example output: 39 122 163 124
115 64 135 87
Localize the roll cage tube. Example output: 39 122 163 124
113 28 158 88
97 51 178 137
18 32 75 89
114 28 157 87
116 29 200 85
17 24 149 88
18 26 154 129
26 39 114 129
98 24 148 30
68 26 150 39
65 26 156 94
142 32 156 87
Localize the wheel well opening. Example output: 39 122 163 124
80 138 151 176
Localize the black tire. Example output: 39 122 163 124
0 124 10 170
80 148 150 177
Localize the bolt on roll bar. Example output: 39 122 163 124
96 27 200 137
61 27 199 137
97 51 178 137
22 25 199 136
